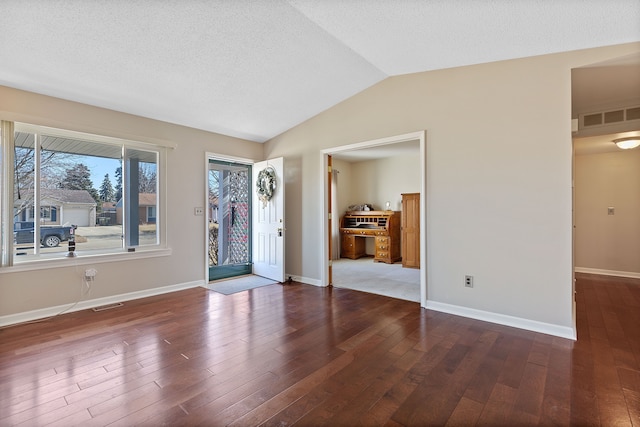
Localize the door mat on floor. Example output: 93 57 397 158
205 275 279 295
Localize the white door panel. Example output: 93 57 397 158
252 157 284 282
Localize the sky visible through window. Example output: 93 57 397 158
84 155 120 190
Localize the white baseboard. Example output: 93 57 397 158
425 300 576 340
575 267 640 279
0 280 204 328
286 273 322 287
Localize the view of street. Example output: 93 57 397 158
14 225 157 258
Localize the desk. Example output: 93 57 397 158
339 211 401 264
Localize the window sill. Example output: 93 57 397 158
0 247 172 274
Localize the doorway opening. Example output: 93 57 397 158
208 159 252 281
571 54 640 335
321 131 428 307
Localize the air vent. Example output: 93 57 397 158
579 105 640 131
627 107 640 121
92 302 123 312
604 110 624 124
583 113 602 127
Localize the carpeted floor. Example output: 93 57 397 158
332 257 420 302
204 260 420 301
204 275 279 295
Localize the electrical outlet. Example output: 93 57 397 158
465 275 474 288
194 207 204 216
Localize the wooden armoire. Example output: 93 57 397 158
401 193 420 268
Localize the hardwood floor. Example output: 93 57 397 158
1 273 639 426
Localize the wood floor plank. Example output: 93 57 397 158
234 325 409 426
476 382 518 425
538 345 572 425
510 361 546 419
1 275 639 425
352 349 425 426
293 332 410 425
623 388 640 427
215 351 358 427
0 396 68 426
445 396 485 426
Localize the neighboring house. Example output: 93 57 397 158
97 201 117 226
14 188 97 227
115 193 156 225
101 202 116 212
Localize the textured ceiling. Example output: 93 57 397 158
1 1 639 143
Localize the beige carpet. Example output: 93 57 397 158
332 257 420 302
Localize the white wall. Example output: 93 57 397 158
350 154 420 211
0 85 263 318
265 42 640 338
332 158 353 216
575 149 640 274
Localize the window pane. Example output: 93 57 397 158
208 160 250 277
14 131 125 261
42 134 123 255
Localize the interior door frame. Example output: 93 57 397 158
320 131 429 307
204 152 255 284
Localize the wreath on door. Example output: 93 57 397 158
256 166 277 207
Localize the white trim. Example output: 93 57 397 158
320 131 428 308
1 121 15 266
286 273 322 287
203 155 211 285
0 248 172 274
320 131 425 154
426 300 576 340
575 267 640 279
0 279 202 328
206 152 256 166
14 121 177 150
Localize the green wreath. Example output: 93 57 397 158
256 166 277 207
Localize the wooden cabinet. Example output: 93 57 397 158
340 211 401 263
374 234 392 263
401 193 420 268
341 233 366 259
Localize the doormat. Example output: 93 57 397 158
205 275 279 295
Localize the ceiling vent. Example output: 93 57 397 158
579 105 640 131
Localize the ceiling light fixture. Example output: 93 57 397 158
613 137 640 150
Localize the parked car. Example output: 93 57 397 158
13 222 77 248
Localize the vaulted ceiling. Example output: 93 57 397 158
1 1 639 143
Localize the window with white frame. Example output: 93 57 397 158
39 206 58 223
1 122 164 265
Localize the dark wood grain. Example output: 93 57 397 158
1 272 639 426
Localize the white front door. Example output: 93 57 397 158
252 157 285 282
